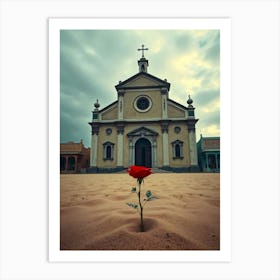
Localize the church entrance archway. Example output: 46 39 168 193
135 138 152 167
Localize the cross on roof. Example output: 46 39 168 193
137 44 148 58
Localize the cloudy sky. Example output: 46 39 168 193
60 30 220 147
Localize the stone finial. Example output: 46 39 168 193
187 94 193 106
94 99 100 111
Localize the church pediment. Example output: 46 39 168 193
167 99 187 118
99 101 118 120
116 72 170 91
127 126 158 137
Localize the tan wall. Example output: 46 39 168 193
123 90 162 119
97 125 117 168
101 105 118 120
96 122 191 168
167 103 185 118
125 76 159 87
168 123 190 167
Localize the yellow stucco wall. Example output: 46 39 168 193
125 76 161 87
97 125 117 168
101 105 118 120
167 103 185 118
123 90 162 119
168 123 190 167
95 122 190 168
94 73 192 169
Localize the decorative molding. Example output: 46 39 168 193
160 87 168 95
186 119 198 132
91 123 100 135
117 89 125 97
127 126 158 137
161 121 169 133
133 95 153 113
116 122 125 135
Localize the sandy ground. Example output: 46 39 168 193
60 173 220 250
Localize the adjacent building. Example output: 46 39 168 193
60 140 90 173
197 135 220 172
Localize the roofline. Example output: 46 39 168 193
167 98 188 110
98 100 118 113
115 71 170 91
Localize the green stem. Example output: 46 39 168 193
137 179 144 232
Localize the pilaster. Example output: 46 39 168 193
116 123 124 167
161 88 168 119
117 90 124 120
187 123 198 167
90 124 99 167
161 122 169 166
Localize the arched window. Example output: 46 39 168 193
172 140 183 159
175 144 181 158
106 145 111 159
103 141 114 160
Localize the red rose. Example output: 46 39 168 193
127 165 152 179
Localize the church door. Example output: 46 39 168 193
135 138 152 167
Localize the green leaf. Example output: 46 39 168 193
146 195 158 201
127 202 138 209
131 187 137 193
146 190 152 198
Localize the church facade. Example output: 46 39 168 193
88 47 199 173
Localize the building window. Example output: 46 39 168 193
175 144 181 157
172 140 183 159
134 95 152 112
174 126 181 134
106 128 112 135
103 141 114 160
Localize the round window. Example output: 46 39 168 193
134 95 152 112
106 128 112 135
174 126 181 134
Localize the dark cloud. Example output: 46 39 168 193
199 40 207 48
195 89 220 107
204 31 220 63
197 110 220 128
174 33 193 51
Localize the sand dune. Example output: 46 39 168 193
60 173 220 250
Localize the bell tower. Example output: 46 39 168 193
137 44 149 73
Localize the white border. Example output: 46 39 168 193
49 18 231 262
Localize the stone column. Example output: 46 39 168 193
188 130 198 166
129 137 133 166
116 124 124 168
152 136 157 167
161 122 169 167
161 88 168 119
90 124 99 169
187 120 198 171
118 90 124 120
